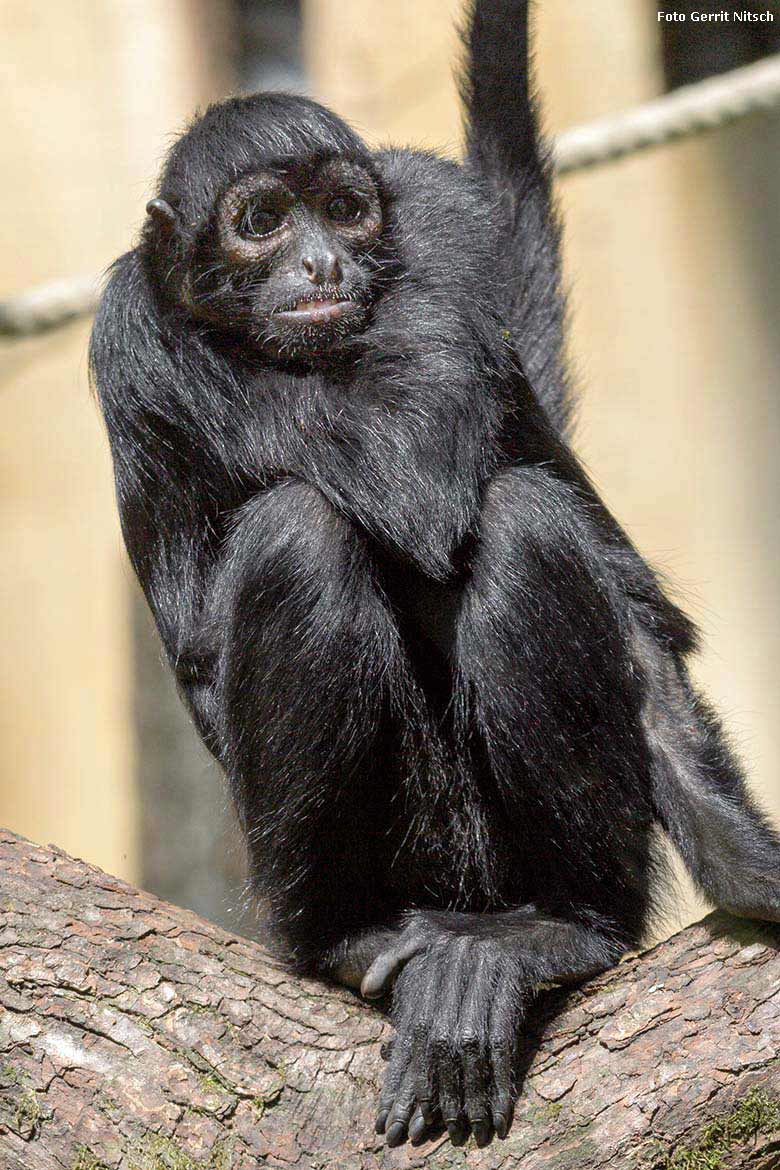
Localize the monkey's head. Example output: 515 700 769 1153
142 94 388 360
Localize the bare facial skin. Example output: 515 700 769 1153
273 297 358 325
188 159 385 357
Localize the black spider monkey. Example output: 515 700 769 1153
90 0 780 1150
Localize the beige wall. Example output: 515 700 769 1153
0 1 232 881
304 0 464 149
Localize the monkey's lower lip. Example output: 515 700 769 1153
273 298 358 325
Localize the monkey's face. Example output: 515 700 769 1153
187 158 384 359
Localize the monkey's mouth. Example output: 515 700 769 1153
273 295 360 327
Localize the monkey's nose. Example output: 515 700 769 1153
302 253 342 284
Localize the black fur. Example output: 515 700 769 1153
90 0 780 1149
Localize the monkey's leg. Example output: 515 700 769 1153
212 477 426 972
371 465 651 1147
635 626 780 922
452 465 654 936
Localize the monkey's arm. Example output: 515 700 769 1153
294 361 502 582
353 908 624 1148
90 252 254 752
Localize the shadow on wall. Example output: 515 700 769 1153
133 594 250 932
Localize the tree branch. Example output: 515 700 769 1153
1 829 779 1169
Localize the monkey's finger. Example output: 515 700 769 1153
376 963 423 1135
489 971 522 1140
376 1048 411 1134
432 941 471 1145
361 933 426 999
409 976 443 1134
408 1106 427 1146
384 1064 418 1148
376 1026 414 1133
459 951 493 1147
401 958 443 1149
464 1072 492 1147
409 1104 444 1146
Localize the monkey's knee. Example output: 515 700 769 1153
462 466 589 626
234 478 350 565
219 478 361 612
478 466 579 553
457 465 630 715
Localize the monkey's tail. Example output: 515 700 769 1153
460 0 574 437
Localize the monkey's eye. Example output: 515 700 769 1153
325 193 363 225
239 196 288 239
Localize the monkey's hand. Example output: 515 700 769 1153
365 917 526 1147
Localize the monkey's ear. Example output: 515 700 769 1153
145 198 179 232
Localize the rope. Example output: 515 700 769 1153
554 52 780 174
3 52 780 340
0 275 99 339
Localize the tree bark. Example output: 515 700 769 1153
1 830 779 1170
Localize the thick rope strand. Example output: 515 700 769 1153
554 52 780 174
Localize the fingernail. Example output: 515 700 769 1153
474 1120 492 1147
494 1112 508 1139
448 1122 467 1147
386 1121 407 1148
409 1116 427 1144
375 1110 389 1134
